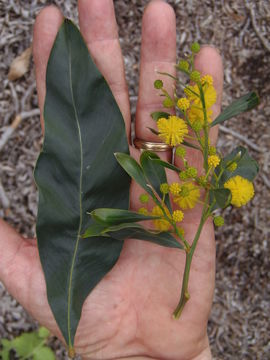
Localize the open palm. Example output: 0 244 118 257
0 1 223 359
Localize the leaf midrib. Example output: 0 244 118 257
66 30 83 348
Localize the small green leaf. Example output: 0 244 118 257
82 222 107 238
151 111 170 121
147 127 159 135
210 188 231 209
90 208 157 226
217 146 259 184
151 158 181 172
211 92 259 127
38 327 50 339
140 151 172 212
108 225 183 250
182 140 201 150
115 153 155 197
33 347 55 360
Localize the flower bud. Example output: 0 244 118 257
191 42 200 53
154 79 163 89
214 216 224 227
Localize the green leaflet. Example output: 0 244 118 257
211 92 259 127
216 146 259 184
140 151 172 212
90 208 158 226
209 188 231 210
34 20 130 348
151 111 170 121
83 222 183 250
115 152 156 199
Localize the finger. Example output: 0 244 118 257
135 0 176 160
175 46 223 170
33 6 64 132
78 0 130 141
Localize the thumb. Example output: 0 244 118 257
0 219 36 300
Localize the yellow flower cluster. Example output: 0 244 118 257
151 206 171 231
173 182 200 210
172 210 184 222
177 97 190 111
169 182 181 195
185 75 217 125
157 116 188 146
224 175 254 207
208 155 220 168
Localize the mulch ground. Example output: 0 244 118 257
0 1 269 359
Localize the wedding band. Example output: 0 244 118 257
133 138 171 152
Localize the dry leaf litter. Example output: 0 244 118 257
0 1 269 359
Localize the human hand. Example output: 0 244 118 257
0 1 223 359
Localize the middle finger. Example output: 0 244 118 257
135 0 176 161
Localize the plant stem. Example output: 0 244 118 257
173 193 209 318
198 83 209 172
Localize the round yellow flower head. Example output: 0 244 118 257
201 75 214 86
185 83 217 109
190 70 201 83
208 155 220 168
169 182 181 195
157 116 188 146
178 60 189 72
208 145 217 155
138 207 148 215
172 210 184 223
228 162 238 172
173 182 200 209
160 183 169 194
224 175 254 207
163 97 174 108
139 193 149 204
175 146 186 159
177 97 190 111
151 205 171 231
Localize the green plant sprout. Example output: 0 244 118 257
0 327 55 360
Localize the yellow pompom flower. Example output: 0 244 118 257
201 75 214 86
151 206 171 231
177 97 190 111
138 207 148 215
157 116 188 146
224 175 254 207
188 106 213 124
185 82 217 109
228 162 238 172
173 182 200 209
172 210 184 223
208 155 220 168
169 182 181 195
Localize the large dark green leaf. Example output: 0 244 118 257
84 222 183 250
211 92 259 127
140 151 172 212
90 208 158 226
34 20 130 349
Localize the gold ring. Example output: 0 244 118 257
133 138 171 152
